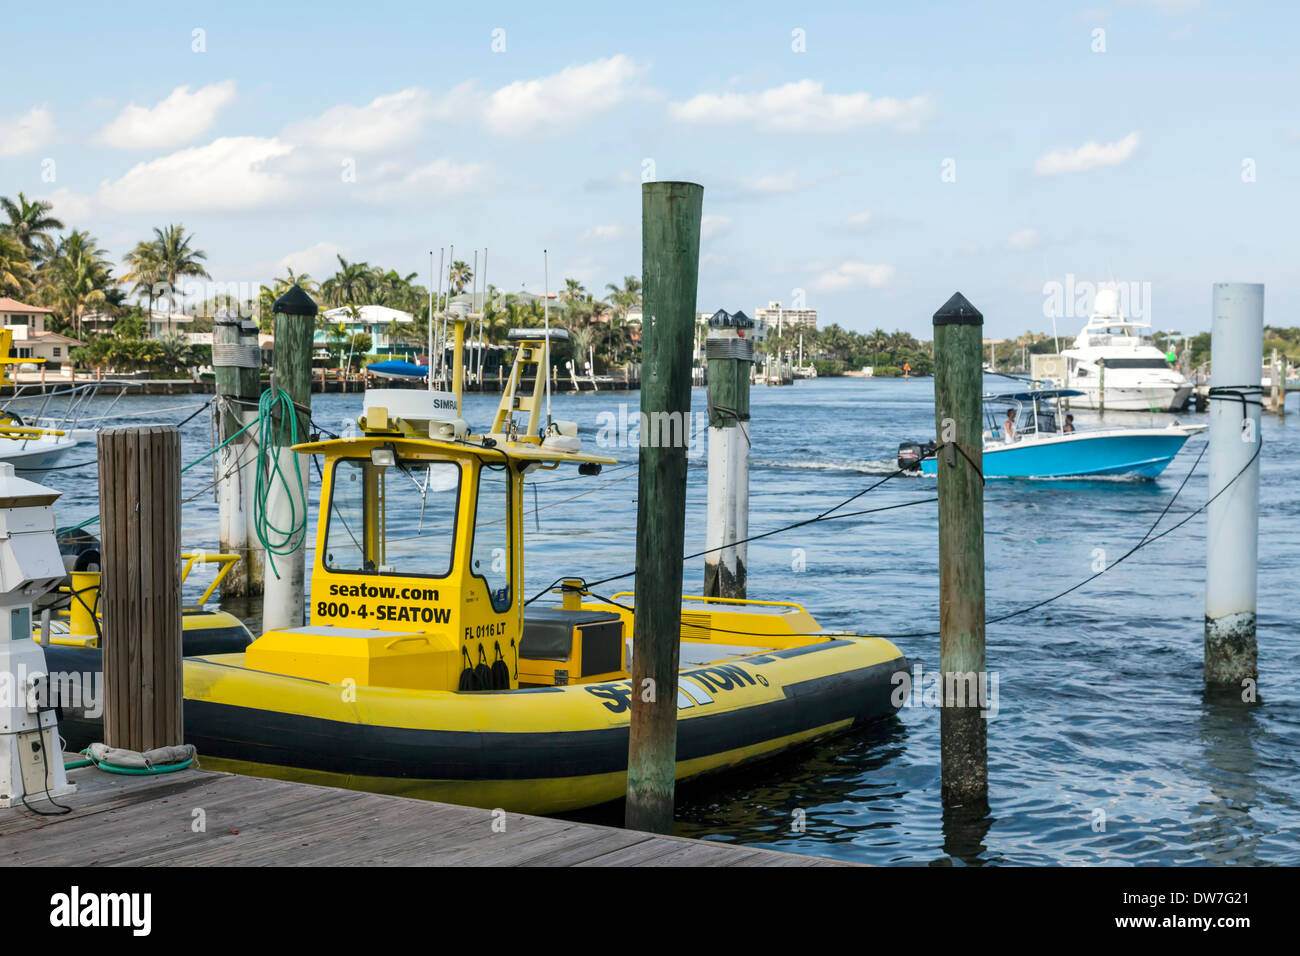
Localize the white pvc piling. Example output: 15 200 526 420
703 310 752 598
1204 282 1263 685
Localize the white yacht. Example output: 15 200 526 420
1058 291 1192 411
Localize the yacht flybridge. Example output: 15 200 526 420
1057 290 1193 411
51 317 908 814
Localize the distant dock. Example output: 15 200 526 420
1 761 846 867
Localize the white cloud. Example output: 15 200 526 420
811 262 895 292
37 188 93 221
1034 131 1140 175
580 224 625 241
1007 227 1041 250
842 211 874 231
670 80 932 132
485 56 651 135
701 215 732 239
0 106 54 156
279 241 344 278
400 158 482 195
355 157 484 203
286 86 467 152
99 81 237 149
99 136 294 212
738 171 808 194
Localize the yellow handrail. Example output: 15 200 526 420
611 591 809 612
0 426 67 439
180 552 241 606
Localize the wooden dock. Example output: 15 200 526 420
1 761 847 867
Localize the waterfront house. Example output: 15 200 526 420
0 297 83 370
319 304 417 357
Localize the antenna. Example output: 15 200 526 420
471 249 480 383
543 249 552 432
434 252 444 395
1041 250 1060 354
432 247 445 389
478 248 488 385
442 244 454 387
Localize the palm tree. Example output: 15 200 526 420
321 255 373 308
45 231 113 338
121 225 210 335
562 277 586 304
567 323 596 373
0 193 64 262
481 298 510 345
275 268 320 301
448 260 472 295
372 269 421 312
0 232 34 298
604 275 642 319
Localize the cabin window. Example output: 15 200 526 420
1099 358 1173 370
470 464 512 612
323 457 460 578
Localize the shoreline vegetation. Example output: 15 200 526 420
3 193 1298 381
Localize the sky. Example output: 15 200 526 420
2 0 1296 339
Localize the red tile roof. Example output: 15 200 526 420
0 297 53 314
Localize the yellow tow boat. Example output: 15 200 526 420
55 319 907 814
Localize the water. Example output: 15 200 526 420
35 378 1300 865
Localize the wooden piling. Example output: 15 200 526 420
932 292 988 809
626 181 703 834
1097 359 1105 414
213 312 264 596
1269 348 1285 419
98 426 182 752
262 285 316 632
703 310 752 599
1280 354 1288 420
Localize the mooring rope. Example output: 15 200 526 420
251 387 310 577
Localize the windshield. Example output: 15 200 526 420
323 457 461 577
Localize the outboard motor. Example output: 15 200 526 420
56 527 101 573
897 440 936 472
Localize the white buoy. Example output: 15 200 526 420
1204 282 1263 685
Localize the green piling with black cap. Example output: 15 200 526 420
262 284 317 632
626 181 703 835
932 291 989 809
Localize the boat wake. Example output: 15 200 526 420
751 457 907 476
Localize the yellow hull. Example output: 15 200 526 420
57 634 906 814
180 635 905 813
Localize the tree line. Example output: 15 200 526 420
14 191 1278 381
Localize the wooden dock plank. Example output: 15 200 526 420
0 763 851 867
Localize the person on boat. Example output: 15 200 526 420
1062 414 1075 434
1002 408 1019 443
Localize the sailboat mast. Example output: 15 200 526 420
543 249 552 431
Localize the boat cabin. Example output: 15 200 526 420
983 389 1083 443
245 328 624 695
